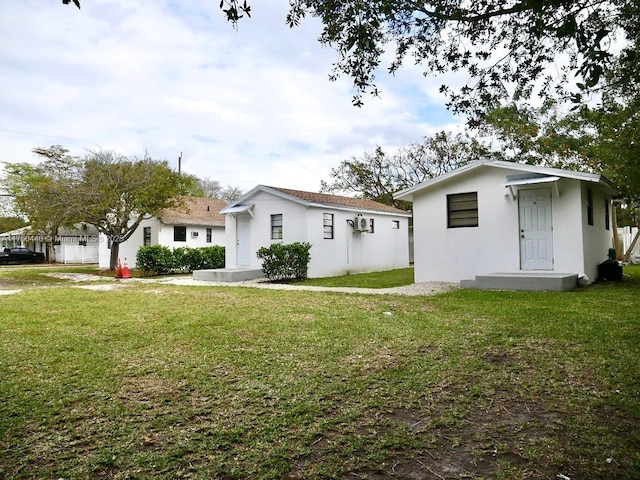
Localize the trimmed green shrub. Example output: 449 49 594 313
136 245 225 276
200 245 225 269
136 245 175 275
257 242 311 281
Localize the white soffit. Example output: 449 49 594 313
503 175 561 199
220 204 254 216
503 175 561 187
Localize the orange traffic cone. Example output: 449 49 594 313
122 258 131 279
116 258 123 278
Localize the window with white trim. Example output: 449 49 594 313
323 213 334 239
143 226 151 246
271 214 283 240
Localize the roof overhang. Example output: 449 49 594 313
220 203 254 217
394 160 618 202
503 174 561 199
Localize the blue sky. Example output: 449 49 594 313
0 0 464 193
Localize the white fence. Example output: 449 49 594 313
54 244 99 264
618 226 640 263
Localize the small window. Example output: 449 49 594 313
392 220 400 229
587 188 593 226
143 226 151 246
447 192 479 228
174 226 187 242
369 218 375 233
206 228 212 243
323 213 334 239
271 214 283 240
604 199 610 230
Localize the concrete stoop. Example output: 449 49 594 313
460 272 578 291
192 268 264 282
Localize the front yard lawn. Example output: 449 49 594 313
0 265 638 479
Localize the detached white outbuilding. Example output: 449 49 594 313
395 160 617 290
98 196 226 269
217 185 411 279
0 224 100 264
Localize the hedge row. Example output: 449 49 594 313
136 245 225 276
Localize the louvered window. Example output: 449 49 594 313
447 192 479 228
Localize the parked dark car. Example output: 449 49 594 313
0 247 46 264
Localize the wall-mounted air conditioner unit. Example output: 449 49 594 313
191 231 199 238
354 216 370 232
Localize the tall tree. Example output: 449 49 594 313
197 177 243 203
0 217 28 235
321 131 489 208
481 100 640 259
3 146 81 262
75 151 186 270
479 102 594 169
580 98 640 260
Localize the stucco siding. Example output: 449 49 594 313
224 190 410 278
580 184 614 281
99 218 224 269
411 167 616 284
412 167 521 282
549 179 584 275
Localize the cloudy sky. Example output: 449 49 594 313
0 0 465 194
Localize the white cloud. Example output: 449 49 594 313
0 0 463 194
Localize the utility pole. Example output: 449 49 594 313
178 152 182 175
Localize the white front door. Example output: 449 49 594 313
236 214 251 266
519 188 553 270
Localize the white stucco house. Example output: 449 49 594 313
0 224 100 264
214 185 411 279
98 196 227 269
394 160 618 290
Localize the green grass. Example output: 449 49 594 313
0 265 638 479
294 267 415 288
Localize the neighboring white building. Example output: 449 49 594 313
98 196 227 269
220 185 411 278
394 160 617 289
0 224 100 264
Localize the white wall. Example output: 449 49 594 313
156 223 225 250
412 167 520 283
99 218 225 269
580 184 615 281
411 166 614 284
224 191 410 278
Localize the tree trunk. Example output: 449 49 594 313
109 241 120 270
47 241 57 263
611 205 623 260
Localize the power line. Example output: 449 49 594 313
0 127 79 142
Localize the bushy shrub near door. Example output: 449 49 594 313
257 242 311 281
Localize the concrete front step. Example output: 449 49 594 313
192 268 264 282
460 272 578 291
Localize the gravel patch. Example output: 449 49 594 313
41 272 457 296
46 273 117 282
0 289 22 296
158 277 458 296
